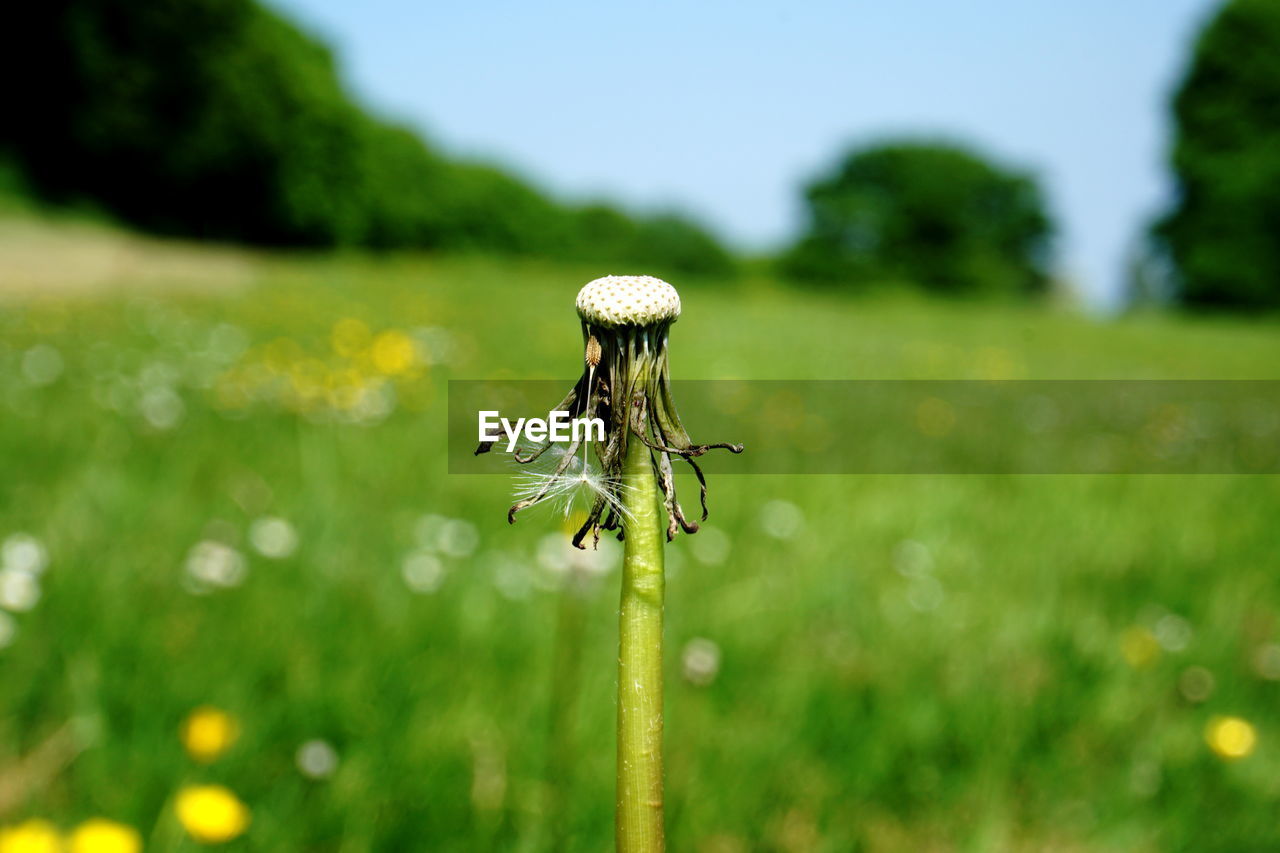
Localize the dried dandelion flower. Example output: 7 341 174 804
480 274 741 549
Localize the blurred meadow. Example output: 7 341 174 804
2 210 1280 851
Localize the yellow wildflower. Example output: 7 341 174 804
370 330 417 376
1120 626 1160 669
181 706 239 763
0 819 61 853
67 819 141 853
175 785 250 844
1205 715 1257 760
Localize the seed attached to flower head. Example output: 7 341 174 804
484 274 741 548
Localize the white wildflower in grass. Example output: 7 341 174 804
401 551 445 594
437 519 479 558
347 378 396 425
184 541 247 593
0 569 41 612
906 575 945 612
21 344 64 386
249 517 298 559
759 499 805 540
208 323 250 362
413 515 479 557
2 533 48 575
296 739 340 779
413 514 449 549
893 539 934 577
1155 613 1192 652
1253 643 1280 680
0 611 16 649
491 554 534 601
139 385 185 430
681 638 722 687
411 326 454 366
536 532 619 590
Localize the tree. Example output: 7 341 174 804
0 0 734 275
782 141 1053 297
1155 0 1280 309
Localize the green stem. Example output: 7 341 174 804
616 432 665 852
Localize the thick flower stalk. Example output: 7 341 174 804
480 275 740 851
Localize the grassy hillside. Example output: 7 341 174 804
1 216 1279 851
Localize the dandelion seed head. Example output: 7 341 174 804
184 541 247 592
249 517 298 559
296 739 340 779
0 570 41 613
2 534 48 575
576 275 680 328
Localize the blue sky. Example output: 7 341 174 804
268 0 1219 306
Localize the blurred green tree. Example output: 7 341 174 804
782 141 1053 296
1 0 733 274
1155 0 1280 309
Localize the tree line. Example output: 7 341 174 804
2 0 733 277
3 0 1277 309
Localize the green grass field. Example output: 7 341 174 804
2 216 1280 851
